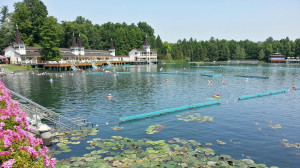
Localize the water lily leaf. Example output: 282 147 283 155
146 124 166 134
270 124 282 129
205 142 213 146
104 157 114 161
70 141 80 145
177 113 213 123
216 140 226 145
111 136 123 140
111 126 124 131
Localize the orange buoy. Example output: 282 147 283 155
292 86 296 90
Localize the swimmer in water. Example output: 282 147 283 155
208 80 213 84
107 94 113 98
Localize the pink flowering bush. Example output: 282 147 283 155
0 81 55 168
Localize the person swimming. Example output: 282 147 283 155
107 94 113 98
213 94 220 99
208 80 213 84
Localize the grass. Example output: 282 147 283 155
0 65 28 72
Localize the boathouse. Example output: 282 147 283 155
269 52 285 63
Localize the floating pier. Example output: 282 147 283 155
202 74 222 77
119 100 221 122
238 89 286 100
234 75 269 79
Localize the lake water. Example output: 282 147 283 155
2 64 300 167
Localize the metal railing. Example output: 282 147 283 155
71 63 78 71
9 89 92 131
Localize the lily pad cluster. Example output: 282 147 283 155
145 124 166 134
177 113 213 123
51 128 99 155
281 139 300 148
55 136 272 168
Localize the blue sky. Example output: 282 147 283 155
2 0 300 43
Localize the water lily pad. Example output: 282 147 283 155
281 139 300 148
216 140 226 145
177 113 213 123
270 124 282 129
111 126 124 131
146 124 166 134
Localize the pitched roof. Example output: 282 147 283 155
26 46 40 50
59 48 71 51
85 49 109 53
71 33 77 47
78 34 83 48
84 53 111 56
21 52 41 56
110 39 115 50
143 35 150 46
15 26 24 45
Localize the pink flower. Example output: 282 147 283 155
1 159 15 168
49 158 57 168
3 134 12 147
0 147 13 156
0 122 5 127
14 117 22 123
18 146 39 158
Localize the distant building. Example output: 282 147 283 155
128 36 157 63
269 52 285 63
4 27 130 64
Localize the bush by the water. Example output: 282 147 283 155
0 80 56 168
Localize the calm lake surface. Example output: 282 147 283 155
2 64 300 167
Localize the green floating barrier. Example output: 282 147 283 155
202 74 222 77
120 100 221 122
234 75 269 79
238 89 286 100
142 72 188 76
295 87 300 90
104 66 119 69
86 72 104 75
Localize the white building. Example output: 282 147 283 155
4 27 124 64
128 36 157 63
5 27 156 64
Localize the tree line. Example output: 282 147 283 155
1 0 300 62
167 37 300 62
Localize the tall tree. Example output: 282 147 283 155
258 49 265 60
12 0 48 45
137 22 154 37
233 45 246 60
0 6 9 24
295 39 300 57
40 16 62 60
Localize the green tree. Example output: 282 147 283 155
12 0 48 45
137 22 154 36
295 39 300 57
258 49 265 60
39 16 62 60
233 45 246 60
0 6 9 24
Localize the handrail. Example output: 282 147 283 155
9 89 92 130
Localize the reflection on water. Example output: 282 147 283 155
2 64 300 167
